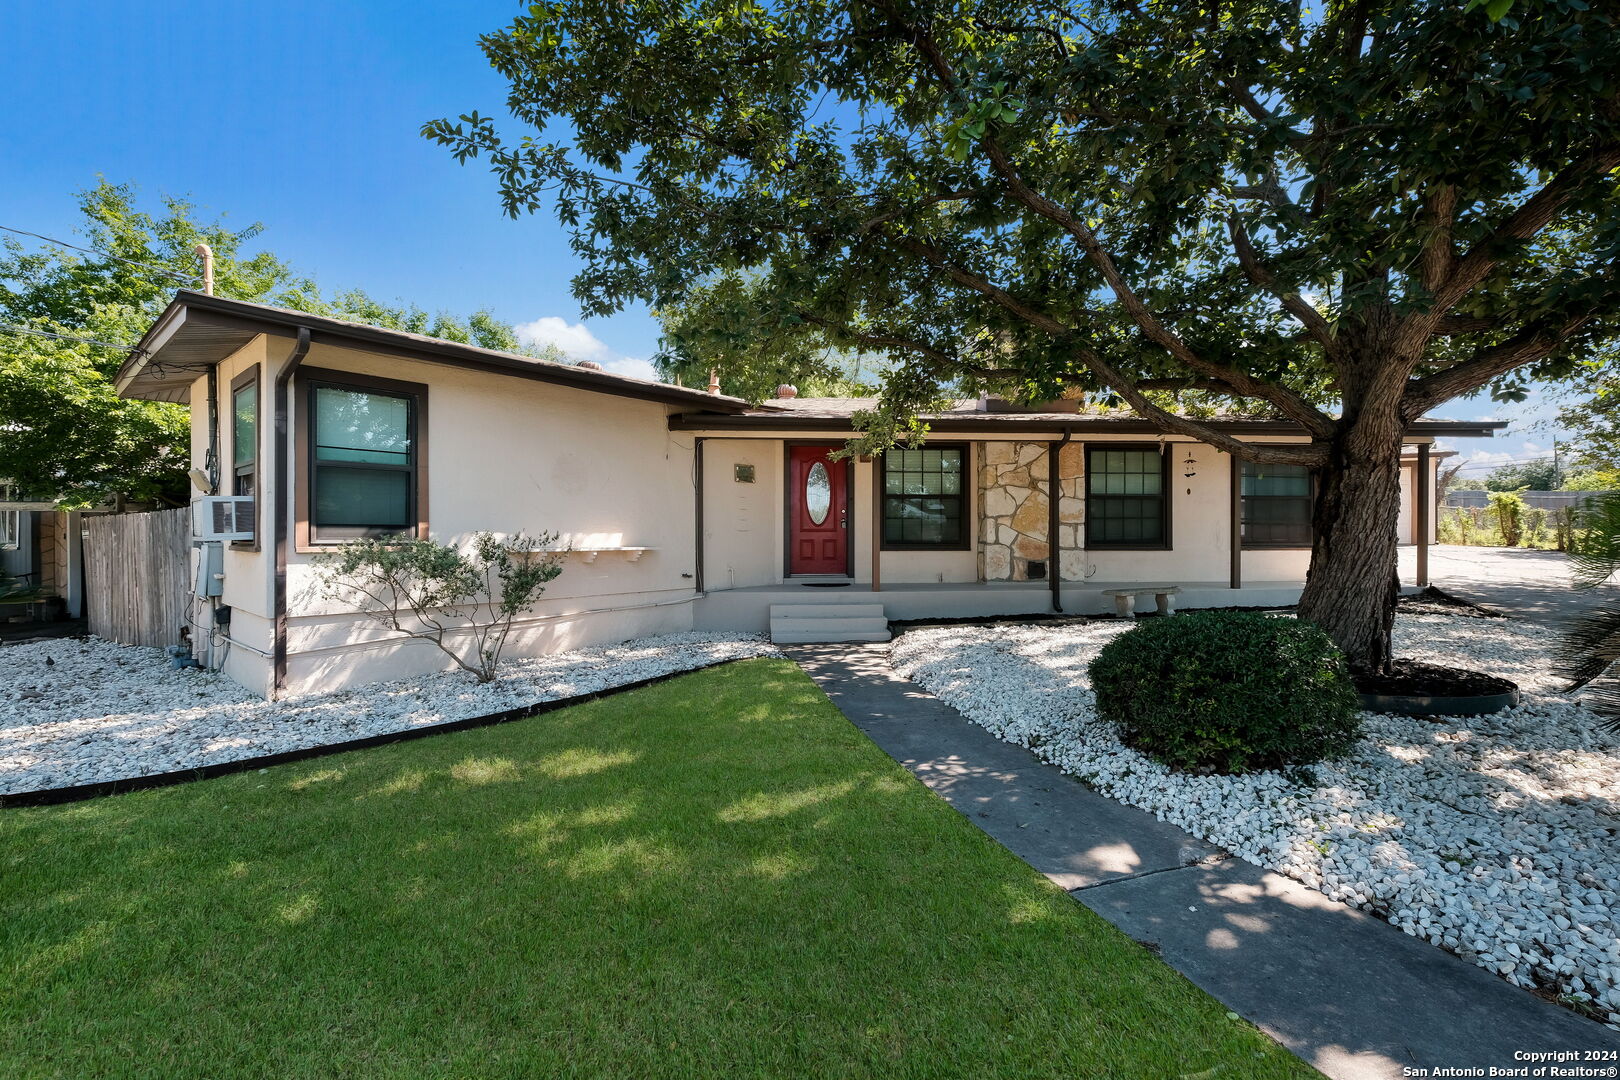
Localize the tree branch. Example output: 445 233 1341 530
1434 314 1499 335
1404 311 1594 416
864 232 1326 464
793 310 1003 378
1076 343 1328 466
1226 214 1337 351
1420 183 1457 294
1432 146 1620 313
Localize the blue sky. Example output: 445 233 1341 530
0 0 1561 470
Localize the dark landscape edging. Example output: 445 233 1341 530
0 657 751 809
1357 687 1521 717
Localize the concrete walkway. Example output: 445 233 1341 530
1400 543 1614 626
790 644 1620 1080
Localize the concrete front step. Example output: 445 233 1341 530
771 628 892 644
768 603 886 620
768 602 890 644
770 616 890 635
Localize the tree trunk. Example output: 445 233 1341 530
1296 412 1407 673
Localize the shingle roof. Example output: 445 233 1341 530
117 290 755 412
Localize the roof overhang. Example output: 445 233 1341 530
117 291 756 413
670 412 1510 439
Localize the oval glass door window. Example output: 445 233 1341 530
806 461 831 524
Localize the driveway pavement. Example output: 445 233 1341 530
790 643 1620 1080
1402 543 1613 625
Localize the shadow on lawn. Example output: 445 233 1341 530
0 662 1319 1079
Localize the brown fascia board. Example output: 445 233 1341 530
119 291 755 413
669 412 1509 438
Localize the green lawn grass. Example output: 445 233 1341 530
1 659 1314 1079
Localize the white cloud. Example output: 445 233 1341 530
513 316 659 382
514 316 613 362
594 355 660 381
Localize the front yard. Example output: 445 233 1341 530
891 611 1620 1025
0 659 1311 1078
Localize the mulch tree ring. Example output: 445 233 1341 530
1354 659 1520 718
1395 586 1506 619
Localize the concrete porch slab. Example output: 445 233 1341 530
701 580 1309 634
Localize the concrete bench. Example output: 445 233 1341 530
1101 586 1181 618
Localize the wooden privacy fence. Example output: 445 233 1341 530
85 507 191 648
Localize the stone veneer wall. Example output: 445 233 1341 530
978 441 1086 582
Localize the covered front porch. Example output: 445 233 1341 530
693 578 1324 635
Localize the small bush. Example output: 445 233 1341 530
1488 490 1526 546
1088 610 1361 774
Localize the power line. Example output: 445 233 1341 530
0 223 200 284
1452 456 1559 471
0 323 138 353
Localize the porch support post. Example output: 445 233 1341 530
871 454 882 592
1416 441 1431 588
693 438 705 595
1229 452 1242 590
1048 437 1064 612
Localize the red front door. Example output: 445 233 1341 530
788 445 848 575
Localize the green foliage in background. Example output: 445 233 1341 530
0 180 559 508
1487 490 1527 546
652 272 886 403
1483 458 1564 492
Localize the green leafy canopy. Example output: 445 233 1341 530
426 0 1620 459
0 180 564 508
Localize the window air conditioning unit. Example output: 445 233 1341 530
193 496 256 542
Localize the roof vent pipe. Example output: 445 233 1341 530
775 384 798 399
194 243 215 296
707 368 721 395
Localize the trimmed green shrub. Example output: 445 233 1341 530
1088 610 1361 774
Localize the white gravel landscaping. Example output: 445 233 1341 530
889 612 1620 1026
0 632 780 795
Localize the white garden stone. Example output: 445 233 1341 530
0 632 780 795
888 612 1620 1028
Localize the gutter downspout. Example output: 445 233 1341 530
693 438 706 596
198 244 221 493
272 328 312 698
204 365 220 493
1049 430 1072 613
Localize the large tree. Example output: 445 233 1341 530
0 180 559 507
426 0 1620 670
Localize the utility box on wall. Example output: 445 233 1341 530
193 540 223 598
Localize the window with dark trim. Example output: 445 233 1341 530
306 375 422 544
1241 462 1314 548
881 445 968 549
1084 446 1169 549
231 367 259 498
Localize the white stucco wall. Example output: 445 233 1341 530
180 342 1443 697
189 335 702 696
699 437 980 587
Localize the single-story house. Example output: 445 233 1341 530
118 291 1502 697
